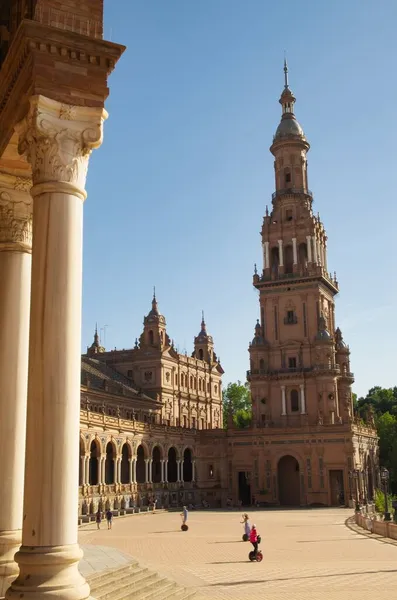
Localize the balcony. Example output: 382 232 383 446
247 364 342 379
284 315 298 325
254 265 338 290
272 188 313 201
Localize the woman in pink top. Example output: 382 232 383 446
249 523 258 558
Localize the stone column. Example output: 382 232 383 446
99 456 105 485
264 241 269 270
277 239 284 267
0 170 32 597
80 456 86 487
180 460 184 483
132 459 137 484
144 459 150 483
160 460 164 483
116 458 121 484
129 459 133 484
292 238 297 265
84 457 90 485
164 460 168 483
192 461 196 482
300 384 306 414
312 236 318 264
281 386 286 416
306 235 312 263
8 96 107 600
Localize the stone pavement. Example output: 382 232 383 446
79 508 397 599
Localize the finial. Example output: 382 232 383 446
153 285 156 301
283 54 289 89
94 323 99 345
254 263 257 275
265 205 269 217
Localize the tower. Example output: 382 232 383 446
249 60 354 430
139 290 169 350
193 312 215 362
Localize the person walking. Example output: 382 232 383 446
95 509 102 530
106 509 113 530
180 505 188 526
152 498 157 514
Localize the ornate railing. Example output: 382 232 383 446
272 188 313 200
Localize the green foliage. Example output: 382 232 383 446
223 381 252 429
374 488 396 514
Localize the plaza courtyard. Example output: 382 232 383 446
79 508 397 600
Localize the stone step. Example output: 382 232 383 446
90 566 149 597
137 581 178 600
87 562 139 587
92 570 157 600
130 577 176 599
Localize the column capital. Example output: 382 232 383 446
0 171 33 252
16 95 108 200
299 383 304 390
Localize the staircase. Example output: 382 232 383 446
88 561 197 600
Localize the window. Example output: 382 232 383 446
290 389 299 412
190 376 193 388
214 385 218 394
209 464 214 478
259 358 265 371
192 417 196 429
201 418 205 430
207 382 210 393
285 310 297 324
199 348 204 360
183 415 187 428
148 330 154 345
288 357 297 369
167 419 170 426
286 209 293 221
127 369 132 378
285 172 291 183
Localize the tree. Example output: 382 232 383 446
223 381 252 429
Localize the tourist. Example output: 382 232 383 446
241 513 251 539
95 510 102 530
249 523 259 558
152 498 157 514
180 505 188 526
106 509 113 530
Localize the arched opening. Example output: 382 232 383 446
278 455 300 505
284 245 294 274
152 446 162 483
167 447 178 483
298 242 308 268
198 348 203 360
136 444 146 483
149 330 154 345
183 448 193 482
259 358 265 371
89 439 100 485
105 442 115 485
271 247 279 275
79 438 85 486
367 455 374 501
121 443 130 484
290 389 299 412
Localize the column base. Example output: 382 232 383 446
0 529 21 599
6 544 90 600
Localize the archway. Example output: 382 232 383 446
152 446 162 483
183 448 193 482
121 443 130 484
278 455 300 506
167 447 178 483
105 442 115 485
298 242 308 268
284 245 293 274
89 439 100 485
271 247 279 274
136 444 146 483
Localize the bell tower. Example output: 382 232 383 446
249 62 354 428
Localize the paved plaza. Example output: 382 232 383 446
79 509 397 600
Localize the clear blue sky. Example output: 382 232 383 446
82 0 397 398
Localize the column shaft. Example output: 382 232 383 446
85 457 90 485
192 461 196 482
281 386 286 416
164 460 168 483
133 459 137 483
300 385 306 414
264 241 270 269
277 239 284 267
8 96 107 600
312 236 318 264
292 238 297 264
306 235 312 263
145 459 149 483
0 171 32 597
129 459 133 484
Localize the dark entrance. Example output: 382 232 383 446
278 455 300 505
238 471 251 506
329 469 345 506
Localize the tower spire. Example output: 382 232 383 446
284 55 289 89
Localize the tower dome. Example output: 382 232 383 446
273 59 307 144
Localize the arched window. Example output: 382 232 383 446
89 439 100 485
149 330 154 345
152 446 162 483
136 445 146 483
284 168 291 185
183 448 193 482
105 442 115 485
290 389 299 412
190 376 193 388
299 242 308 268
198 348 204 360
284 245 293 274
259 358 265 371
120 443 130 484
167 447 178 483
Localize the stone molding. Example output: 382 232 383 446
0 172 33 252
15 95 108 198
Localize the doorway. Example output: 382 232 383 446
238 472 251 506
329 469 345 506
278 455 300 505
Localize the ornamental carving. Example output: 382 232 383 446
16 96 107 193
0 175 33 251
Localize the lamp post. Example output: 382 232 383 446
352 469 360 512
380 467 391 521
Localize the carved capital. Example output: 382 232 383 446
0 171 33 252
16 96 108 198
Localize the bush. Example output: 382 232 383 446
374 488 396 514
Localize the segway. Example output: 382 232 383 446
181 523 189 531
248 535 262 562
242 533 249 542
